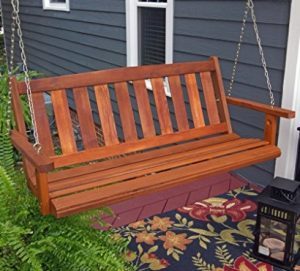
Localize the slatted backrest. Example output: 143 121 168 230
14 56 232 165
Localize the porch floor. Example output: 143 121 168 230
101 173 251 228
112 186 277 271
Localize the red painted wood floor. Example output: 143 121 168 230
98 173 250 228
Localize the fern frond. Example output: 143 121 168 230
0 64 134 271
0 165 135 271
0 133 15 177
0 165 16 220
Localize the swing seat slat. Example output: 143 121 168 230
50 143 279 218
10 56 295 217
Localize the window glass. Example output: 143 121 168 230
139 7 166 65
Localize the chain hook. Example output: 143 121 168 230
33 143 42 154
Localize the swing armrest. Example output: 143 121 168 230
226 97 295 119
10 130 54 172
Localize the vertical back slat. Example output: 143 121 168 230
94 85 119 146
73 87 98 149
51 90 77 154
133 80 156 138
168 76 189 131
200 71 220 125
115 82 138 142
11 78 35 180
32 93 55 155
151 78 173 134
184 73 205 128
210 57 232 133
11 78 27 134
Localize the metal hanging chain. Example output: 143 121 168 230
228 0 275 107
227 0 250 97
3 3 17 136
0 6 11 70
10 0 42 152
249 0 275 106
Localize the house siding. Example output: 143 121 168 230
1 0 127 73
173 0 291 186
1 0 291 186
1 0 127 134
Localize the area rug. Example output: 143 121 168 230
113 186 277 271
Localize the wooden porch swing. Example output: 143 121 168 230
8 0 295 218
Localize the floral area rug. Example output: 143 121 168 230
113 186 277 271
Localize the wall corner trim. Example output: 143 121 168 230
275 0 300 179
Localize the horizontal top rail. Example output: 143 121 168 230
16 59 216 94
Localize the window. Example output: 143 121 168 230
126 0 174 95
126 0 174 67
43 0 70 11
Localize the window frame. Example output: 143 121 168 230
126 0 174 67
42 0 70 11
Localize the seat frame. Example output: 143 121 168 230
10 56 295 217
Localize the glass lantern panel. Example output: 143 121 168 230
258 217 287 262
294 217 300 254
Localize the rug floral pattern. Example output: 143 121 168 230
114 187 277 271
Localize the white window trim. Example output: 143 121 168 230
126 0 174 67
43 0 70 11
274 0 300 179
126 0 174 96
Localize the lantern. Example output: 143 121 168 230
253 177 300 270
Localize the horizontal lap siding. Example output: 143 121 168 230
1 0 127 74
2 0 128 141
2 0 290 186
173 0 290 185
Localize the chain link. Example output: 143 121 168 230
0 6 10 67
248 0 275 106
0 7 3 35
227 1 250 97
10 0 41 152
5 2 17 136
228 0 275 107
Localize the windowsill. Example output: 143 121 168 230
43 2 70 12
43 7 70 12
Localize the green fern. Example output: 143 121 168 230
0 64 135 271
0 64 37 134
0 166 135 271
0 133 15 177
0 64 33 175
0 166 15 220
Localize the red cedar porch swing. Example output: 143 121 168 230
6 0 295 218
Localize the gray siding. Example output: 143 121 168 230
2 0 291 186
173 0 290 186
1 0 127 73
1 0 127 135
